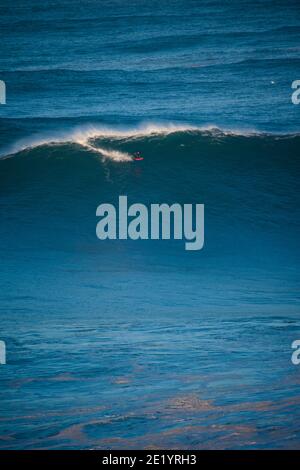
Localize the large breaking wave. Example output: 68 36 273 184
1 122 295 163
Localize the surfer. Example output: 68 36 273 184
133 151 143 161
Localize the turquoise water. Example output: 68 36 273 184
0 0 300 449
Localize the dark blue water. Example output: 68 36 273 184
0 0 300 449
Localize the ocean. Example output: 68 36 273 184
0 0 300 449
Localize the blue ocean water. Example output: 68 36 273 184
0 0 300 449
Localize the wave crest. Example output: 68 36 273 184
1 122 299 161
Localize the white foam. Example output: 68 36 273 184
80 142 133 162
0 127 134 162
0 122 273 161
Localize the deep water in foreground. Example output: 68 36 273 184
0 129 300 449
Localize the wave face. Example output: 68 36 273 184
1 126 299 256
0 123 202 161
1 126 299 311
1 126 300 450
1 122 298 158
1 126 299 319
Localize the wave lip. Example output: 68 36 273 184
0 122 197 161
1 122 299 161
